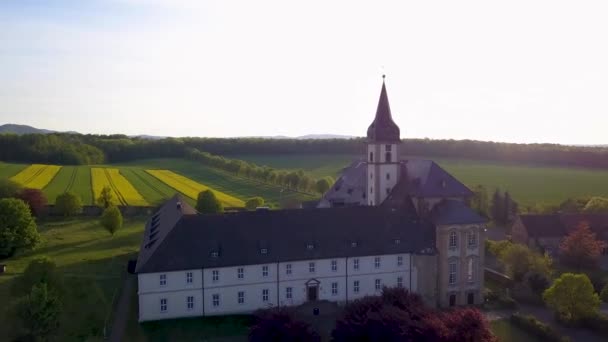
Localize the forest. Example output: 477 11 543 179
2 133 608 169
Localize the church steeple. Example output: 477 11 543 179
367 76 400 143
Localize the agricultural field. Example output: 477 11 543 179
0 162 26 179
117 158 318 206
230 153 608 207
43 166 93 205
92 168 149 207
146 169 245 208
9 163 61 189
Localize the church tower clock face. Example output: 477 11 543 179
366 76 401 206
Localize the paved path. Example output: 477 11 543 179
109 275 136 342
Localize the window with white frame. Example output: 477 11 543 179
262 289 269 302
309 262 315 273
285 264 292 275
375 279 381 290
186 272 193 284
237 267 244 279
331 282 338 296
353 258 360 270
212 270 219 282
449 261 457 285
262 265 269 277
353 280 360 293
385 144 392 152
160 298 167 312
331 260 337 272
449 231 458 249
187 296 194 310
374 257 381 269
307 243 314 250
238 291 244 304
286 287 292 299
159 274 167 286
386 173 390 180
212 294 220 307
397 255 403 266
467 230 477 247
260 248 268 254
397 276 403 288
467 258 475 282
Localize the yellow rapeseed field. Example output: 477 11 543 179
146 169 245 207
10 164 61 189
91 168 149 206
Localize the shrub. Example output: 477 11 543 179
510 313 569 342
245 197 265 210
12 257 65 298
17 188 48 217
249 307 319 342
0 179 22 199
100 205 123 236
543 273 600 322
196 190 223 214
54 192 82 216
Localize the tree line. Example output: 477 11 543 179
4 132 608 169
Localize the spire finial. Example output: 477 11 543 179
382 74 386 81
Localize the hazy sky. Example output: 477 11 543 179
1 0 607 144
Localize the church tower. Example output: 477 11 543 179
366 76 401 206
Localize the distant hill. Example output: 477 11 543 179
0 124 57 135
296 134 357 140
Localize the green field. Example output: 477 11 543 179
230 153 608 206
0 217 146 340
116 159 318 206
0 162 27 179
43 166 94 205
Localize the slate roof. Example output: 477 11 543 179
136 201 436 274
404 160 474 198
430 199 487 225
367 80 400 143
519 213 608 239
320 160 367 206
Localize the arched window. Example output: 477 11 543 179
467 230 477 247
369 152 374 162
449 231 458 249
385 152 392 162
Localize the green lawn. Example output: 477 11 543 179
0 217 146 340
0 162 27 179
116 159 318 207
43 165 94 205
230 153 608 207
491 319 542 342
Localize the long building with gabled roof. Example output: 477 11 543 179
135 78 487 321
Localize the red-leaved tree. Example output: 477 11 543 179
17 188 47 217
249 307 320 342
440 307 497 342
560 221 607 270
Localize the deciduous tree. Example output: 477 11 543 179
97 186 113 209
18 188 48 217
470 185 489 217
100 205 123 236
560 222 607 270
583 197 608 213
54 192 82 216
12 257 65 297
315 178 332 194
499 243 551 283
245 197 265 210
0 198 40 258
196 190 223 214
543 273 600 322
12 283 62 342
249 307 320 342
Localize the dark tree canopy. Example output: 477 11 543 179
12 282 62 342
560 222 607 270
0 179 23 199
54 192 82 217
97 186 113 209
0 198 40 258
196 190 224 214
249 307 320 342
12 257 65 298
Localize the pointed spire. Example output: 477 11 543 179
367 76 400 142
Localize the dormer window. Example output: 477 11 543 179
307 243 314 250
260 248 268 254
210 251 219 258
351 241 358 248
394 239 401 245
